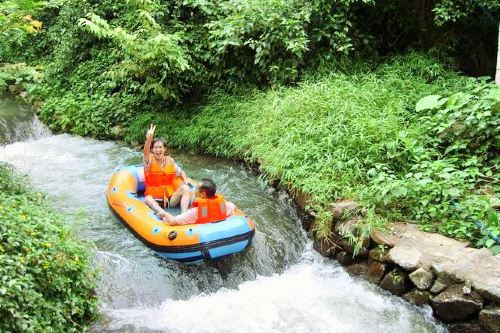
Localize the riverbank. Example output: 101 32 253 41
306 199 500 333
0 163 99 332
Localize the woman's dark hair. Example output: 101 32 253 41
150 137 167 150
199 178 217 198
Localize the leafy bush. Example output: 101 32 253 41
366 78 499 249
126 54 487 243
0 163 99 332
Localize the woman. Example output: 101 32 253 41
143 124 192 217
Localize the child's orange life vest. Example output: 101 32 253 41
144 157 177 199
192 194 227 224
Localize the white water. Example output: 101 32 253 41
0 99 447 333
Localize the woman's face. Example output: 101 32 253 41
152 141 166 159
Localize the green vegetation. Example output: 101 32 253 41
123 54 499 252
1 0 498 331
0 163 99 332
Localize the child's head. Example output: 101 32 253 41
197 178 217 198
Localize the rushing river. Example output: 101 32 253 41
0 94 447 333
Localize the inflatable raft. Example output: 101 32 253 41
107 165 256 263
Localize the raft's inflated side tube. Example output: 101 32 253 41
107 166 256 263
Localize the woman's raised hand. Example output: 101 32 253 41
146 124 156 140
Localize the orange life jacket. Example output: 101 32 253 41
144 156 177 199
192 194 227 224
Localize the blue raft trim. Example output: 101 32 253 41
107 200 255 256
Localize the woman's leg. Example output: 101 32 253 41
169 184 192 212
145 195 166 217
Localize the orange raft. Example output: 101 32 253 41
107 165 256 263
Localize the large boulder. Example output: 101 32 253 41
432 285 484 322
473 282 500 304
370 229 397 247
479 305 500 333
389 246 422 271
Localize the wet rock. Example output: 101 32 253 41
389 246 422 271
402 289 431 306
432 285 484 322
331 201 358 221
380 269 410 296
409 267 435 290
336 251 353 265
370 229 397 247
8 84 22 95
293 191 311 210
430 279 448 294
473 282 500 304
479 305 500 333
369 247 393 264
432 262 464 283
330 235 369 258
344 262 369 277
334 218 371 253
447 321 488 333
366 261 387 284
312 237 337 258
334 218 359 235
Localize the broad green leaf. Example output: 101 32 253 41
415 95 444 111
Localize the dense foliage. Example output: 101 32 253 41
0 0 498 254
121 54 499 252
0 163 99 332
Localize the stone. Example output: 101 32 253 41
336 251 353 265
369 247 393 264
333 219 371 255
344 262 369 277
370 229 397 247
334 218 359 235
366 261 387 284
432 285 484 322
409 267 435 290
312 237 337 258
447 321 488 333
432 262 464 283
294 191 311 210
473 282 500 304
331 201 358 220
389 246 422 271
463 281 472 295
380 269 410 296
479 305 500 333
430 279 448 294
330 235 369 258
402 289 431 306
8 84 22 95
